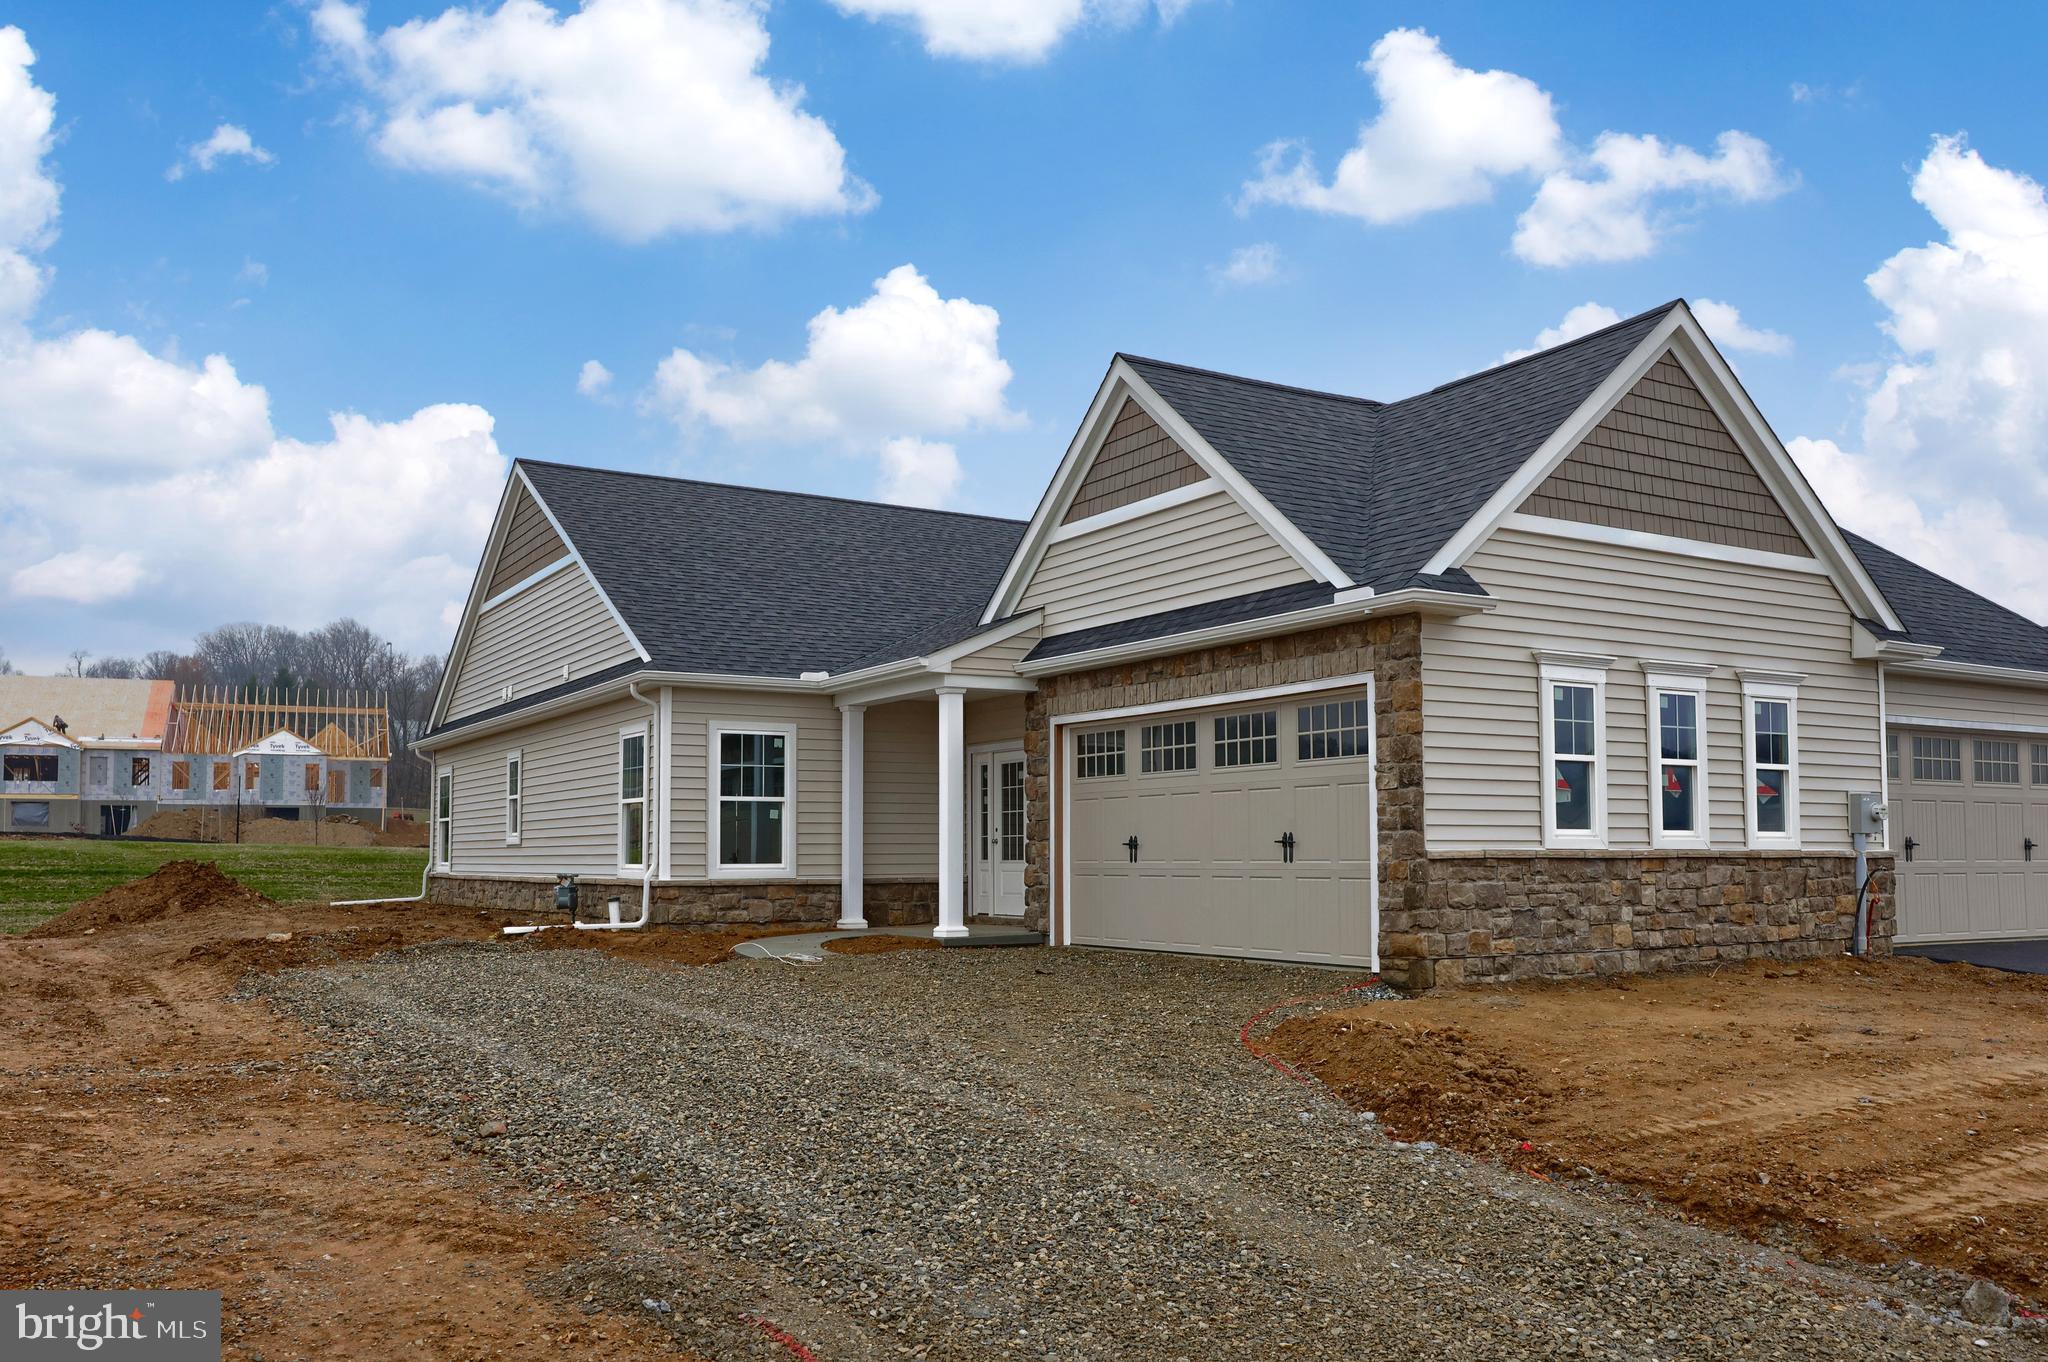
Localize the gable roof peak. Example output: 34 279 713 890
1116 353 1385 409
1409 299 1689 403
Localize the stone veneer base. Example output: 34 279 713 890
424 875 937 928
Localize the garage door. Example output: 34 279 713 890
1066 688 1375 966
1894 730 2048 943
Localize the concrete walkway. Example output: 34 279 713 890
734 921 1043 961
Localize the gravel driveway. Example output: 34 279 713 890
258 943 2032 1361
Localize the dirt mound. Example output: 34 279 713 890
823 934 942 956
126 808 209 841
125 810 403 847
30 860 279 938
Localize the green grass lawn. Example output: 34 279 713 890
0 837 429 934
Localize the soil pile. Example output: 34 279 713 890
29 861 277 938
125 810 419 847
822 934 943 956
1268 954 2048 1300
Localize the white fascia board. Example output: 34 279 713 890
1499 513 1830 577
1015 588 1491 677
1850 625 1944 662
832 672 1037 708
920 609 1045 668
981 359 1353 625
1886 657 2048 690
1422 310 1682 578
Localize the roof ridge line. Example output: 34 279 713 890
516 458 1029 526
1402 300 1685 404
1117 354 1386 408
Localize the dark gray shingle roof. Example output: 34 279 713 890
518 460 1025 678
1121 303 1671 591
1844 531 2048 674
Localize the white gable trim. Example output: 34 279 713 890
1422 305 1904 633
1499 513 1830 576
479 553 574 613
1047 478 1218 543
431 465 651 728
980 359 1351 624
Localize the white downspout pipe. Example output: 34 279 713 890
568 681 657 932
335 749 436 907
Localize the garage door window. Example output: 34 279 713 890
1076 729 1125 778
1139 721 1196 774
2034 744 2048 786
1912 736 1961 782
1297 700 1369 760
1975 740 2021 784
1214 711 1277 767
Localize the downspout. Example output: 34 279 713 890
334 746 435 907
569 681 657 932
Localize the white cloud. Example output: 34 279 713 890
1501 301 1621 363
1240 28 1787 267
647 264 1016 508
875 436 962 507
11 550 147 604
1240 28 1559 225
0 33 505 654
239 258 268 286
1692 297 1792 355
576 358 613 397
165 123 276 181
312 0 874 241
0 26 58 323
1212 242 1282 287
831 0 1201 62
651 263 1018 444
1513 131 1789 267
1792 136 2048 624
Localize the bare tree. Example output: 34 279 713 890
83 656 139 679
139 650 210 686
0 648 14 676
66 648 89 677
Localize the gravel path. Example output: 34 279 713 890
256 943 2038 1361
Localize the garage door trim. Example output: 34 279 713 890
1050 670 1377 966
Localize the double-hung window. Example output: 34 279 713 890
1643 663 1712 847
619 726 648 872
1537 653 1612 847
1741 672 1803 848
435 768 452 869
504 750 522 844
710 723 793 876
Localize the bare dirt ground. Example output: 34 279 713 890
820 933 941 956
0 863 803 1360
1266 953 2048 1304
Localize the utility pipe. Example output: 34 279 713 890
506 682 660 936
333 850 433 907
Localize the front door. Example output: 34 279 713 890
973 749 1028 918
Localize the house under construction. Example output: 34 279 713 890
0 678 389 835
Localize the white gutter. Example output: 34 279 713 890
1014 587 1494 678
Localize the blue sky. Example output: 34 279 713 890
5 0 2048 672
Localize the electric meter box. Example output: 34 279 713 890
1847 793 1888 840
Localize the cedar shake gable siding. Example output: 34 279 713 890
1061 398 1206 524
486 483 571 597
1523 353 1810 558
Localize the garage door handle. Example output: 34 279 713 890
1275 831 1295 864
1903 836 1917 863
1124 835 1139 863
2028 838 2038 862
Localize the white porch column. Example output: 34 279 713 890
838 702 867 929
935 687 967 938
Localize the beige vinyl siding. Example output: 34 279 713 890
1885 672 2048 732
947 631 1038 677
1018 488 1312 635
670 689 841 880
1423 526 1880 853
966 693 1027 747
863 699 938 877
442 695 650 877
447 566 639 722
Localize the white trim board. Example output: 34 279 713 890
980 359 1351 625
1423 304 1904 634
1888 713 2048 738
1498 514 1829 577
1047 479 1218 543
478 554 574 613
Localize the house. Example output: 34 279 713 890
0 678 392 835
415 301 2048 987
0 676 172 834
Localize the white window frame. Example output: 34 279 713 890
1537 652 1614 849
435 767 452 870
504 749 522 845
618 723 651 874
1741 671 1804 850
706 720 796 879
1642 663 1712 849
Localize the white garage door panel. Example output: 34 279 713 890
1895 729 2048 943
1067 687 1376 967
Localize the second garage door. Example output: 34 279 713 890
1066 688 1376 967
1894 729 2048 943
